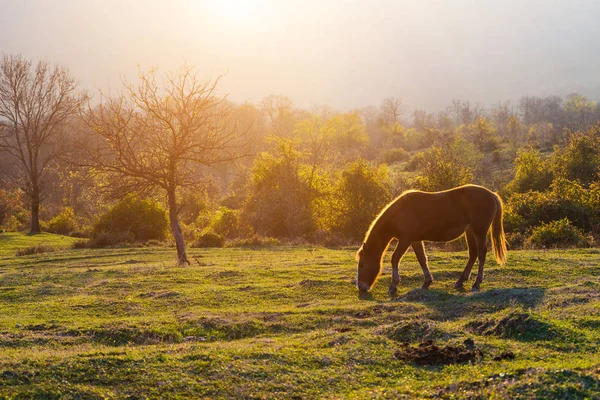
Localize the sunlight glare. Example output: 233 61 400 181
205 0 267 24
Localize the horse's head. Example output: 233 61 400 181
355 242 381 292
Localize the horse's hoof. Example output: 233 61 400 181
454 281 464 289
471 285 481 292
388 287 397 295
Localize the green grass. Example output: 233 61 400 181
0 232 599 398
0 232 80 258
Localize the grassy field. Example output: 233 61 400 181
0 233 599 399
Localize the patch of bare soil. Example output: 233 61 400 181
393 339 483 365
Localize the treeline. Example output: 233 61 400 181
1 55 599 256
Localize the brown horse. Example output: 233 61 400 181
355 184 506 293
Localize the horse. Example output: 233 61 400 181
355 184 507 293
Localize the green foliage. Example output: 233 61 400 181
193 228 224 248
46 207 78 235
243 139 316 239
324 159 391 241
85 231 135 248
382 147 410 164
92 196 168 243
472 116 499 152
410 146 474 191
0 189 28 232
209 207 245 239
506 179 600 235
506 147 553 193
552 128 600 186
528 218 591 248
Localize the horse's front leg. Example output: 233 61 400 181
412 241 433 289
389 240 410 294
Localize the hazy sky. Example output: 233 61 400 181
1 0 599 111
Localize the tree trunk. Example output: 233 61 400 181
167 188 188 266
30 185 41 234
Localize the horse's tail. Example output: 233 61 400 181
491 192 507 266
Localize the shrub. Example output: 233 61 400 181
92 196 168 243
72 240 88 249
506 180 599 234
324 159 391 241
86 232 135 248
410 146 474 192
382 147 410 164
193 229 224 248
47 207 78 235
528 218 591 248
210 207 243 239
506 147 553 193
552 128 600 187
243 139 316 239
16 245 56 256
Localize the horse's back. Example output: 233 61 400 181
391 185 498 241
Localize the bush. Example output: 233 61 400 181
92 196 168 243
46 207 78 235
410 147 474 192
193 229 224 248
210 207 246 239
528 218 591 248
324 159 391 241
243 140 316 239
506 180 599 234
506 147 553 193
382 147 410 164
552 128 600 187
16 245 56 256
85 232 135 248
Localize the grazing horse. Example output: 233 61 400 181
355 184 506 293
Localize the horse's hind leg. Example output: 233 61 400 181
455 228 478 289
412 241 433 289
389 240 411 294
471 232 488 292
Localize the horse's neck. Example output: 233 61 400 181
365 224 394 257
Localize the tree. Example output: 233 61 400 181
553 127 600 187
81 64 243 265
506 147 553 193
378 97 406 147
259 94 297 137
326 159 391 241
242 138 316 239
0 54 86 232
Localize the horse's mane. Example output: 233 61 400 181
361 189 419 245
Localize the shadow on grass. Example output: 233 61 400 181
393 287 546 320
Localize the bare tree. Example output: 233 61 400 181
80 64 244 265
259 94 296 137
379 97 405 127
0 54 86 233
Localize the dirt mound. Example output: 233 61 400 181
378 320 451 342
393 340 483 365
466 311 557 341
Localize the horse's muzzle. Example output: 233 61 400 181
357 281 371 292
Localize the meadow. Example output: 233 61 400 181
0 233 599 399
